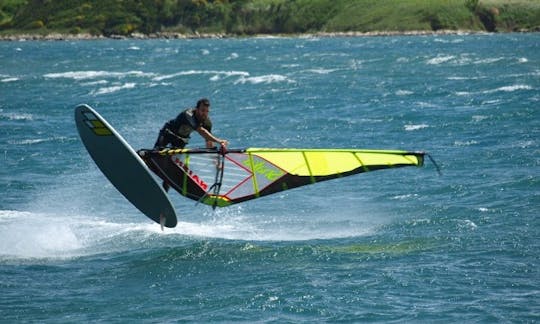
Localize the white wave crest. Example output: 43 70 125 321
1 77 19 82
0 112 33 121
396 90 414 96
472 115 489 122
448 76 486 80
404 124 429 131
391 194 418 200
494 84 532 92
8 136 69 145
458 219 477 230
234 74 292 85
474 57 504 64
454 140 478 147
426 55 455 65
91 82 136 95
44 70 155 80
226 52 239 60
81 80 108 86
479 84 533 94
434 38 464 44
305 68 338 74
152 70 249 81
457 84 532 97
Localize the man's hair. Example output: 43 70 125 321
196 98 210 109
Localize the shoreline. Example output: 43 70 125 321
1 29 535 41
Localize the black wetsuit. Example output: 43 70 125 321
154 108 212 149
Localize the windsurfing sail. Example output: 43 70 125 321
138 148 425 208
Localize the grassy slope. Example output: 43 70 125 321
0 0 538 37
325 0 482 32
480 0 540 31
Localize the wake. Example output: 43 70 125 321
0 207 383 261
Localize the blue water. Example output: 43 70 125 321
1 33 539 322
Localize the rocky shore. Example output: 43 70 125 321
0 29 500 41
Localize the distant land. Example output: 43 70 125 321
1 0 539 40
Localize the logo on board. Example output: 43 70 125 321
82 111 112 136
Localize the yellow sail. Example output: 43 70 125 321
245 148 423 176
140 148 425 207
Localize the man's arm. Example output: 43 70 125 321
196 126 228 148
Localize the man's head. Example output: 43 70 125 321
195 98 210 120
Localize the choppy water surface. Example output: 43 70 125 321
1 33 538 322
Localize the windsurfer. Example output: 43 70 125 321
154 98 228 150
154 98 228 191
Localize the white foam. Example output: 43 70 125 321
512 140 535 149
91 82 136 95
0 208 377 261
0 210 163 260
390 194 419 200
481 99 501 105
0 210 84 259
426 55 455 65
494 84 532 92
1 77 19 82
152 70 249 81
459 219 477 230
472 115 489 122
396 90 414 96
167 219 375 241
234 74 292 85
454 140 478 147
404 124 429 131
305 68 337 74
473 84 533 95
434 38 464 44
0 112 33 121
226 52 239 60
0 199 396 262
44 70 155 80
81 80 109 86
448 76 485 80
8 136 69 145
396 57 409 63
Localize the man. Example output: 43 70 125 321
154 98 228 150
154 98 228 192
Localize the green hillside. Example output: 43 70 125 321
1 0 539 37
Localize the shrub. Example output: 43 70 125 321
29 19 44 29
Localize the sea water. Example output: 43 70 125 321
0 33 538 322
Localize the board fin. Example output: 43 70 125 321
160 214 166 231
